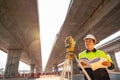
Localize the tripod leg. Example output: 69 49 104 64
60 59 70 80
67 60 70 79
75 57 91 80
70 60 73 80
67 60 72 80
60 59 67 80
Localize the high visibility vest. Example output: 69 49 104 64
79 49 112 63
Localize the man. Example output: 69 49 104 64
79 34 114 80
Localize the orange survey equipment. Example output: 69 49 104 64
65 36 75 52
61 36 91 80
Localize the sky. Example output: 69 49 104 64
38 0 71 71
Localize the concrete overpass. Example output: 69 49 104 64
45 0 120 72
0 0 42 78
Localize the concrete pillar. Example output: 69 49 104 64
4 49 22 78
49 67 52 72
53 64 58 72
35 66 41 73
30 64 35 73
72 59 80 74
109 53 119 71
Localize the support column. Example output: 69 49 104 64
30 64 35 78
30 64 35 73
109 53 119 71
73 59 80 74
49 67 52 72
53 64 58 72
35 66 41 73
4 49 22 78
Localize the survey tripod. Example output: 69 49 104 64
60 36 91 80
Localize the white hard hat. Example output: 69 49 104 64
84 34 96 43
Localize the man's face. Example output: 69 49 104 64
85 38 95 51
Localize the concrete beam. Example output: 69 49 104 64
109 53 119 71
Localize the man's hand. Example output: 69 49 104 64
102 61 111 67
79 58 90 67
80 62 87 67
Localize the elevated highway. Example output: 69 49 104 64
45 0 120 72
0 0 42 78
